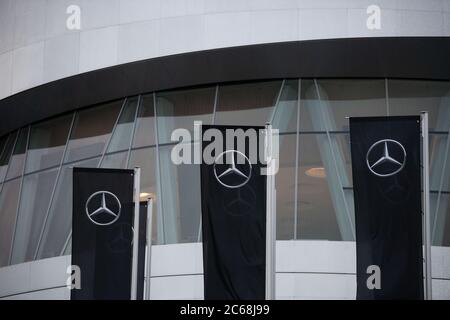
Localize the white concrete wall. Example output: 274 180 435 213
0 241 449 300
0 0 450 100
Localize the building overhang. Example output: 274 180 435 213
1 36 450 136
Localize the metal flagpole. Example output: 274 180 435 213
144 197 154 300
265 123 276 300
131 167 141 300
421 112 432 300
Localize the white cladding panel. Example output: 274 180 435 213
0 241 449 300
0 0 449 99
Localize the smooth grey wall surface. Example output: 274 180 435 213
1 0 450 100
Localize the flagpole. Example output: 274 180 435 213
131 167 141 300
144 197 154 300
421 112 432 300
265 123 276 300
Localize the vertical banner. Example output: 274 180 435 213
137 201 148 300
201 125 266 300
350 116 424 300
72 168 134 300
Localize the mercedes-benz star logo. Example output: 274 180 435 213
85 191 121 226
214 150 252 189
223 185 256 216
107 223 134 253
366 139 406 177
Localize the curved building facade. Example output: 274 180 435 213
0 0 450 299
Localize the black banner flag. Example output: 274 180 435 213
72 168 134 300
137 201 148 300
350 116 423 300
201 125 266 300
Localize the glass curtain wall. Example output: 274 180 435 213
0 79 449 268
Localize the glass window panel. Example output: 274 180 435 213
389 80 450 132
100 151 128 169
301 79 386 132
133 94 156 148
297 134 343 241
331 132 353 188
0 131 18 182
156 87 215 144
128 147 158 244
0 135 8 161
25 114 72 173
6 127 29 180
271 80 298 133
431 194 450 280
443 195 450 247
158 144 201 244
63 237 71 256
65 100 122 163
215 80 282 126
427 135 450 246
107 97 138 153
0 178 21 267
276 134 297 240
128 147 156 201
430 134 450 192
431 190 450 247
37 157 100 259
430 137 450 245
11 169 58 264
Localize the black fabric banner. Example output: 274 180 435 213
201 125 266 300
72 168 134 300
350 116 423 300
137 201 148 300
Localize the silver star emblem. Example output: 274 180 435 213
366 139 406 177
85 191 121 226
214 150 252 189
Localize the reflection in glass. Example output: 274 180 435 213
301 79 386 132
389 81 450 246
0 135 8 169
128 147 156 202
1 77 450 269
156 87 215 144
297 134 343 241
63 237 71 256
107 97 139 153
6 127 29 180
0 178 21 267
443 195 450 247
0 132 18 182
389 80 450 131
100 151 128 169
334 133 353 187
133 94 156 148
276 134 297 240
128 147 158 244
272 80 298 133
158 144 201 244
429 134 450 245
11 169 58 264
215 81 282 126
65 100 122 163
25 114 72 173
301 80 357 240
37 158 100 259
0 135 7 155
